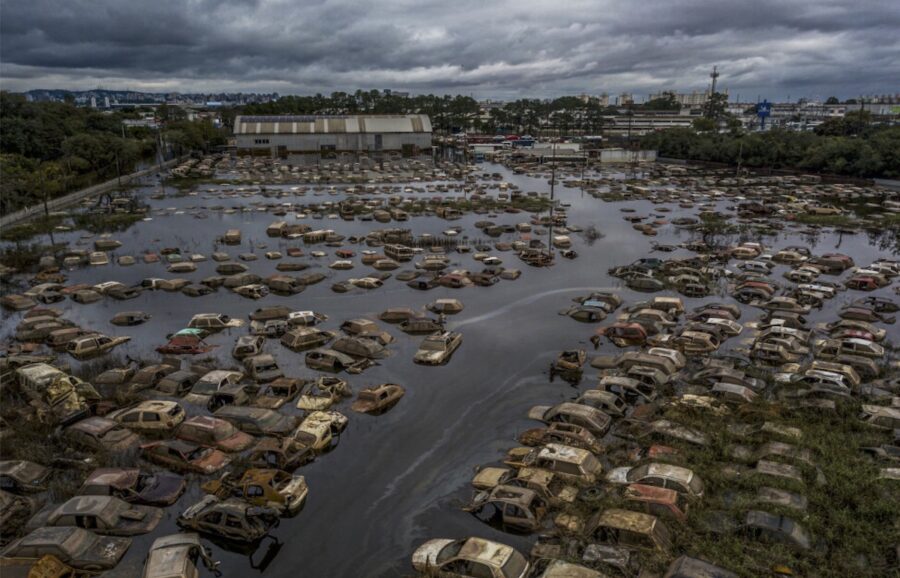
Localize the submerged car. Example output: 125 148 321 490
26 495 163 536
77 468 185 506
213 406 297 437
175 416 256 453
527 403 612 438
141 440 231 475
1 526 131 572
351 384 405 414
63 417 141 453
177 495 279 544
202 469 308 516
606 463 704 498
466 485 548 532
0 460 51 493
411 536 530 578
142 533 220 578
66 335 131 360
414 331 462 365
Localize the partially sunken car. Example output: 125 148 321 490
351 383 405 414
77 468 185 506
177 495 279 544
175 416 256 453
281 327 335 351
66 334 131 360
63 417 141 453
213 406 298 437
466 485 548 532
0 461 51 493
606 463 704 498
140 440 231 475
142 533 219 578
202 469 309 516
1 526 131 572
26 495 163 536
108 400 186 434
414 331 462 365
411 536 530 578
527 403 612 438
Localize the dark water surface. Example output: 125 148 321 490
3 162 897 577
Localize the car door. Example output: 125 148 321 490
142 411 162 430
222 514 247 540
198 511 223 534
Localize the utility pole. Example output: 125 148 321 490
709 65 719 96
547 143 557 264
115 149 122 188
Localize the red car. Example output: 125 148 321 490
845 276 879 291
141 440 230 475
592 323 649 348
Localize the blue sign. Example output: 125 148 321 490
756 100 772 129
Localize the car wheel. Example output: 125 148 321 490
578 485 606 504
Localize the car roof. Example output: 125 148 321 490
594 508 658 533
69 417 118 435
457 537 514 568
84 468 139 489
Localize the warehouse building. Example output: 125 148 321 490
233 114 432 159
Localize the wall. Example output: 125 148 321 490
599 149 657 163
235 132 432 154
0 158 181 229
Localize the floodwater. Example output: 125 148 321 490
3 162 898 577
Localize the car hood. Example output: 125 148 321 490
414 350 444 361
527 405 551 421
411 539 456 570
83 535 132 568
606 467 631 484
221 431 256 452
140 473 187 505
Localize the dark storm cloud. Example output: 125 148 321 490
1 0 898 99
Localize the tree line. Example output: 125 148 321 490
0 92 227 215
641 111 900 179
238 90 664 136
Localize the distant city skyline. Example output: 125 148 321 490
2 0 898 101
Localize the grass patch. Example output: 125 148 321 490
0 215 67 242
0 242 65 271
71 212 144 233
792 214 858 227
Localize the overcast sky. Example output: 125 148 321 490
2 0 898 101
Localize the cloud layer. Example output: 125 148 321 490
2 0 898 100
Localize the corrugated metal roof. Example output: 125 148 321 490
234 114 431 135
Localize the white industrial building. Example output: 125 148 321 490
233 114 432 159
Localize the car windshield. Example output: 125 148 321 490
435 540 464 563
501 551 528 578
103 428 133 443
61 529 95 556
214 423 238 439
259 413 283 428
294 431 317 445
627 464 650 482
187 447 211 461
192 382 219 394
136 474 157 492
421 339 446 351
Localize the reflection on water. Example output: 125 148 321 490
2 161 897 577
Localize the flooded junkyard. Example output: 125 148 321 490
2 154 899 577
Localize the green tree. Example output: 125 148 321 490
645 91 681 111
702 92 728 120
